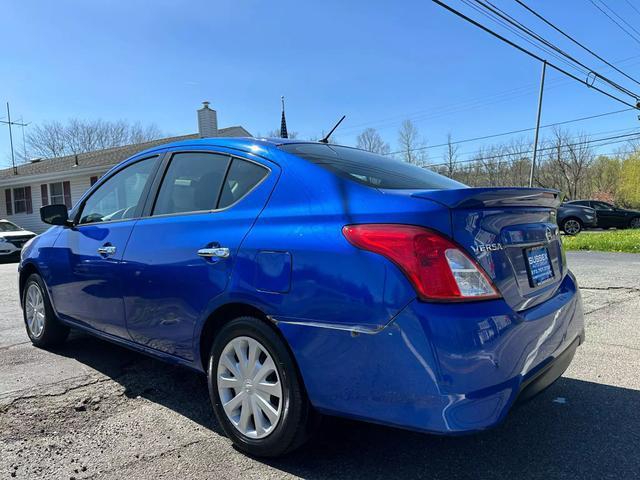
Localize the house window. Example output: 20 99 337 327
49 182 65 205
41 181 71 208
12 187 33 214
13 187 27 214
90 176 99 186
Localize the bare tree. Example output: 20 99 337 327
267 129 298 139
397 120 427 166
537 128 594 199
23 118 163 160
356 128 390 154
442 133 459 177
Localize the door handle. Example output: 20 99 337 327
197 247 230 259
97 245 117 256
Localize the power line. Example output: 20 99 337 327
515 0 640 88
625 0 640 17
428 147 638 173
385 108 635 155
434 126 639 159
471 0 640 100
385 107 634 155
599 0 640 38
460 0 589 77
431 0 640 109
588 0 640 46
341 52 640 136
423 130 640 168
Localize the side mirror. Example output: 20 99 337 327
40 204 71 226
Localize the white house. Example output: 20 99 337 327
0 103 250 234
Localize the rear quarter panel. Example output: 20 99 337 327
229 149 453 330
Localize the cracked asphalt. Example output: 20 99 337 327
1 251 640 479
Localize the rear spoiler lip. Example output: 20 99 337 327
410 187 561 209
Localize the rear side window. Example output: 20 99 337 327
218 159 269 208
153 152 230 216
569 200 590 207
279 143 465 190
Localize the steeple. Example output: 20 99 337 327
280 96 288 139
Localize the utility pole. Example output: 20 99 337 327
0 103 28 175
529 60 547 187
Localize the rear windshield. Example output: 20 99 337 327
0 221 21 232
279 143 465 190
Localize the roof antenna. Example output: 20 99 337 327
280 96 288 139
319 115 346 144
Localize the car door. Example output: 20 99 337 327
48 155 161 337
121 149 279 360
592 201 619 228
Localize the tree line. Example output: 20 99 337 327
356 120 640 208
12 117 640 208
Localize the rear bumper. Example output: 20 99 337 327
516 335 580 405
277 271 584 434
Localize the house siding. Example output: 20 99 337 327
0 173 106 234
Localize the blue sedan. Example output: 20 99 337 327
20 138 584 457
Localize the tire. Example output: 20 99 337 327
22 273 69 348
561 218 582 235
630 217 640 229
207 316 317 457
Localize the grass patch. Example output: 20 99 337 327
563 229 640 253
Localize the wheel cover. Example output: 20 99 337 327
217 336 283 439
631 218 640 228
564 219 580 235
25 283 45 338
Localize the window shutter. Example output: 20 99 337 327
90 176 98 186
25 186 33 214
63 181 72 209
4 189 12 215
41 184 49 207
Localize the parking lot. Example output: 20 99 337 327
1 251 639 480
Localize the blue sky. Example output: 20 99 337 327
2 0 640 167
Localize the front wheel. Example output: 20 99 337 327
561 218 582 235
207 316 317 457
630 217 640 229
22 274 69 348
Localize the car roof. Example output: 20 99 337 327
124 137 336 164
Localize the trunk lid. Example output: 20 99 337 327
412 187 564 311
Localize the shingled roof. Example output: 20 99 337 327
0 125 251 180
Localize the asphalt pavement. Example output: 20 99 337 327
1 251 639 479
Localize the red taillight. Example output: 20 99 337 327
342 224 500 301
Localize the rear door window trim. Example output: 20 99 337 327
141 150 271 220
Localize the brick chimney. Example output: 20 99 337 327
197 101 218 137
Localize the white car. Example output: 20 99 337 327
0 220 36 257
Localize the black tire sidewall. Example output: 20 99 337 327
22 273 69 348
207 317 306 457
22 274 56 345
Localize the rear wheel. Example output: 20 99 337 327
22 274 69 348
561 218 582 235
630 217 640 229
207 316 317 457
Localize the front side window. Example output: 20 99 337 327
153 152 230 216
79 156 158 224
218 159 269 208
